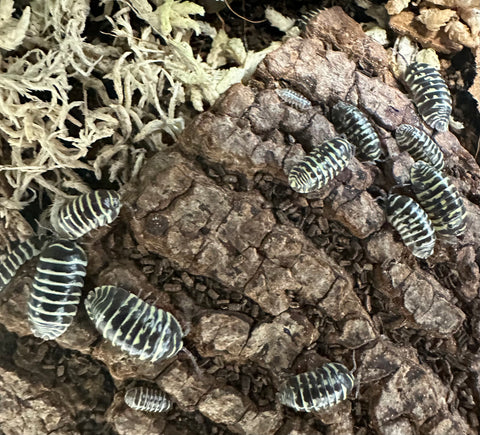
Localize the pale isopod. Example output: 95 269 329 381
124 387 172 413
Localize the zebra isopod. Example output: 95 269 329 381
395 124 444 171
276 88 312 111
124 387 172 413
404 62 452 132
385 194 436 259
278 362 355 412
27 239 87 340
0 235 49 293
410 161 466 236
85 285 184 362
51 189 121 239
331 101 382 161
288 137 354 193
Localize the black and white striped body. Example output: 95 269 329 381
28 240 87 340
85 286 183 362
331 101 381 161
288 137 354 193
52 190 121 239
0 235 49 292
124 387 172 413
395 124 444 171
386 194 436 259
276 88 312 110
410 161 466 236
278 362 355 412
404 63 452 132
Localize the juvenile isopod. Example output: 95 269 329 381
0 235 49 292
124 387 172 413
331 101 382 161
410 161 466 236
276 88 312 111
395 124 444 171
385 194 436 259
51 190 121 239
404 62 452 132
27 239 87 339
288 137 354 193
278 362 355 412
85 285 183 362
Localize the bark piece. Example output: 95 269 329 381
374 262 465 335
193 313 251 359
0 365 78 435
389 11 463 54
241 311 319 371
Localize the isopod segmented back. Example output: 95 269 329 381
331 101 382 161
0 235 50 293
404 62 452 132
278 362 355 412
288 137 354 193
124 387 172 413
276 88 312 111
51 189 121 239
28 239 87 340
395 124 444 171
85 285 183 362
410 161 466 236
386 194 436 259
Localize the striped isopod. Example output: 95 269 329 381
28 240 87 340
404 62 452 132
385 194 436 259
278 362 355 412
331 101 382 161
85 286 184 362
410 161 466 236
276 88 312 110
51 190 121 239
288 137 354 193
124 387 172 413
0 235 50 292
395 124 444 171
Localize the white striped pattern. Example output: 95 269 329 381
410 161 466 236
331 101 382 161
124 387 172 413
404 63 452 132
395 124 444 171
0 235 49 292
52 190 121 239
85 286 184 362
386 194 436 259
278 362 355 412
276 88 312 111
288 137 354 193
28 240 87 340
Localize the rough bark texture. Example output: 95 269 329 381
1 6 480 435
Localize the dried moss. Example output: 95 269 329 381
0 0 282 235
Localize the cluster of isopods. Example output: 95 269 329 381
280 60 465 260
0 189 179 413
